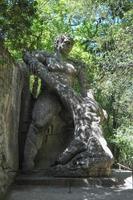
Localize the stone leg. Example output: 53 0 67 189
23 93 61 170
23 123 44 170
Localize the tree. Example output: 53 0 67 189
0 0 37 57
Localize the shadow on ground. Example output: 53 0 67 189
5 176 133 200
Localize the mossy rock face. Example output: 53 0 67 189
0 46 23 196
0 58 6 65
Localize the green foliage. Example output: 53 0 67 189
0 0 37 56
112 125 133 167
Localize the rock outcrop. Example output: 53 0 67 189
0 44 23 197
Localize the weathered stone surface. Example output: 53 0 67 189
35 109 72 169
23 35 113 177
0 44 23 197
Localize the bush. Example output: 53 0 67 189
111 125 133 168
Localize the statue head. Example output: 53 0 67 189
54 34 74 56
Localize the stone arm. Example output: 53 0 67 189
77 66 89 97
23 51 88 96
29 51 77 76
31 50 51 65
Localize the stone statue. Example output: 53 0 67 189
23 34 113 176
